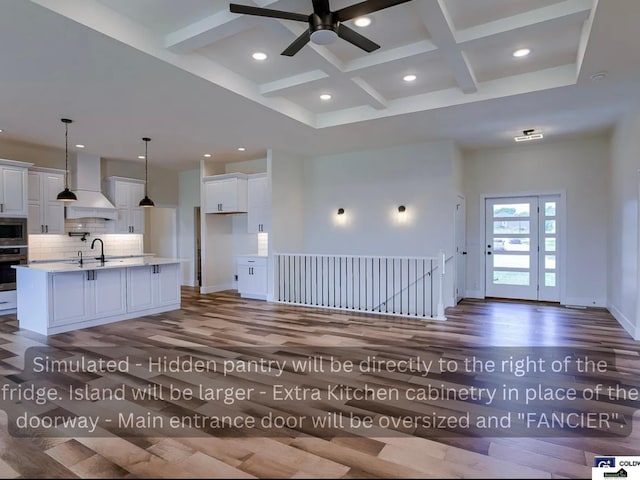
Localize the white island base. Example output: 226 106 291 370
15 258 181 336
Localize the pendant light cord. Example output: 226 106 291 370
144 138 149 196
64 120 69 189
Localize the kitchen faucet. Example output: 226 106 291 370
91 238 105 263
77 250 83 266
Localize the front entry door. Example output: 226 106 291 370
485 195 560 301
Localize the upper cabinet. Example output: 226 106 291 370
0 160 31 217
28 168 65 234
203 173 248 214
104 177 145 233
247 173 270 233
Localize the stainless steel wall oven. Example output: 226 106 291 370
0 246 27 291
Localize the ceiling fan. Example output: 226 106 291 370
229 0 412 56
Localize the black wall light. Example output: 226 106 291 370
398 205 406 213
56 118 77 202
337 208 345 215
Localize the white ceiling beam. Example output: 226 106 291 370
316 64 577 128
456 0 593 45
344 40 438 73
575 0 599 79
164 0 281 53
260 70 329 96
350 77 388 110
165 11 253 54
413 0 477 94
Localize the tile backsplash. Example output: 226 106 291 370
28 218 143 261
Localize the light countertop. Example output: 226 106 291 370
14 257 182 273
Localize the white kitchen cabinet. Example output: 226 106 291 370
28 169 65 234
51 268 126 327
247 173 270 233
237 256 267 300
203 173 248 213
0 160 30 217
16 259 181 335
127 262 180 312
105 177 145 233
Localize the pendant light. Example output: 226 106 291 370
139 137 155 207
56 118 77 202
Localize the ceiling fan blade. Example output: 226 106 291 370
335 0 412 22
337 24 380 52
312 0 331 15
229 3 308 22
281 29 311 56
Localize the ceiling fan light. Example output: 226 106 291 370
311 29 338 45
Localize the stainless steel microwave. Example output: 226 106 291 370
0 217 27 246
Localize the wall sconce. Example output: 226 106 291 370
398 205 406 213
337 208 345 215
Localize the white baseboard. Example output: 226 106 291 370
562 296 607 308
465 290 483 299
607 302 638 340
200 283 233 294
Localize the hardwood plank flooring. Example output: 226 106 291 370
0 288 638 478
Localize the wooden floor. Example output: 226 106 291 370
0 288 638 478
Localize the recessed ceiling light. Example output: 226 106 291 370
75 144 85 148
203 153 212 158
320 93 332 101
237 147 246 151
252 52 267 61
513 48 531 58
138 155 145 159
403 74 417 82
354 16 371 27
590 71 607 81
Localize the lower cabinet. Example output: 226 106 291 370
127 263 180 312
16 261 182 335
237 256 267 300
52 269 126 327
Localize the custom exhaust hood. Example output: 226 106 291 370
65 153 118 220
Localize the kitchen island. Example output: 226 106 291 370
14 257 181 335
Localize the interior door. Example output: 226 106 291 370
485 197 539 300
455 196 466 303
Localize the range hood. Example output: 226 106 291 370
65 153 118 220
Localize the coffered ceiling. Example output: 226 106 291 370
0 0 638 169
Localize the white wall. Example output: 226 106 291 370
463 136 609 306
178 169 199 286
608 107 640 339
269 149 305 300
302 141 458 258
298 141 458 307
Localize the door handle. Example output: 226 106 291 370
45 225 48 233
487 252 492 255
462 251 467 255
